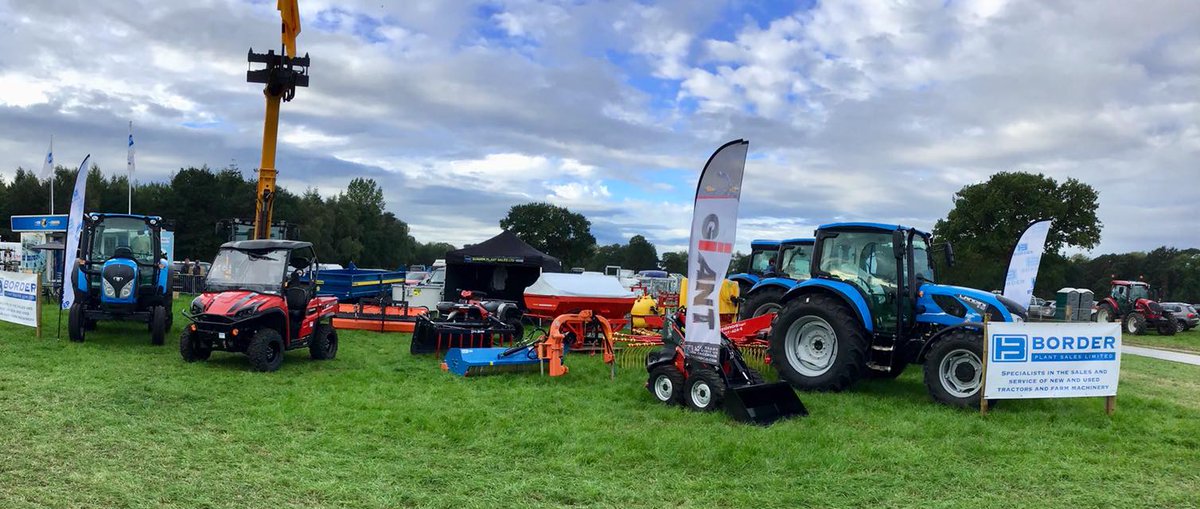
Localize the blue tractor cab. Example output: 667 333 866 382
737 237 814 320
68 213 174 344
729 239 781 294
768 222 1027 408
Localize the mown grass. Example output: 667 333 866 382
1 299 1198 508
1125 326 1200 353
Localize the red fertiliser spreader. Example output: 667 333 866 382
523 272 636 348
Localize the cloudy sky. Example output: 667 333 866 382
0 0 1196 255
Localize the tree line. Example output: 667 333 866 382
0 165 452 269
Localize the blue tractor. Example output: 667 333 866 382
729 239 781 295
68 213 174 344
737 237 814 320
768 222 1028 407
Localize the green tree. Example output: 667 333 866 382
586 243 625 271
622 235 659 271
499 202 596 268
933 172 1102 292
660 250 688 274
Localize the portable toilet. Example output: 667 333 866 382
1075 289 1094 322
1055 287 1079 321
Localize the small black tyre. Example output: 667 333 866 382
150 306 168 345
1123 312 1147 336
309 323 338 360
738 287 786 321
647 365 685 405
179 328 211 362
68 302 86 342
769 294 869 391
923 329 986 408
684 367 726 412
247 328 285 372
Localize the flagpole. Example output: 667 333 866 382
48 135 54 214
127 121 133 214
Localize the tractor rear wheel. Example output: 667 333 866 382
647 365 685 405
769 295 868 392
923 329 986 408
1095 303 1116 323
68 302 85 342
247 328 285 372
738 287 785 321
1123 312 1147 336
179 328 211 362
150 306 168 345
684 367 726 412
1158 313 1177 336
309 323 339 360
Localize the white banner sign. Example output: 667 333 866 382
684 140 749 365
985 321 1121 399
62 155 90 310
1003 220 1052 310
0 270 40 328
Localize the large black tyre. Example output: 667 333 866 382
1123 312 1147 336
505 317 525 346
1094 302 1116 323
647 365 685 405
922 329 986 408
247 328 285 372
738 287 786 321
683 367 726 412
179 328 211 362
1158 313 1177 336
769 295 868 391
309 323 339 360
68 302 86 342
150 306 168 345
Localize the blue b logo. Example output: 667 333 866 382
993 334 1028 362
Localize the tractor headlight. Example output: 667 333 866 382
102 279 116 297
119 284 133 299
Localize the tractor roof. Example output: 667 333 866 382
819 222 930 236
88 213 163 222
781 237 815 245
221 239 312 251
750 239 781 248
1111 280 1148 286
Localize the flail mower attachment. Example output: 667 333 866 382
410 291 523 355
443 310 616 378
645 318 807 425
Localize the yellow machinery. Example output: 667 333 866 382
247 0 309 240
679 277 740 318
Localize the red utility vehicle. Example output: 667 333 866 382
180 240 339 371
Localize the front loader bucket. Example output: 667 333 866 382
723 381 808 425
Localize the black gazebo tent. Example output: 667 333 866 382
444 231 561 304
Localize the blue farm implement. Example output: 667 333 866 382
442 311 615 378
316 267 407 302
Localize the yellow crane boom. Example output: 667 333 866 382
247 0 308 240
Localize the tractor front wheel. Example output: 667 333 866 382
68 302 86 342
684 367 726 412
150 306 168 345
309 324 339 360
1123 312 1147 336
247 328 285 372
738 287 785 321
769 295 868 392
647 365 685 405
179 328 211 362
923 329 987 408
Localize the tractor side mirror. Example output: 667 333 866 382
944 242 956 268
892 230 905 259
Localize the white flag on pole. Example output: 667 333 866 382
127 121 135 175
41 137 54 179
1002 220 1053 311
62 155 91 310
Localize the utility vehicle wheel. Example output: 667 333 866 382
150 306 168 345
1158 313 1177 336
738 287 785 321
1094 303 1115 323
684 368 726 412
1123 312 1147 336
247 328 285 372
309 324 339 360
647 365 685 405
769 295 868 391
68 302 86 342
923 329 986 408
179 328 211 362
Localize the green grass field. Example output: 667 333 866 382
1125 326 1200 353
2 300 1198 508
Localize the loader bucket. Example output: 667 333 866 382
723 381 808 425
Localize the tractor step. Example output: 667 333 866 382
866 362 891 372
870 345 894 352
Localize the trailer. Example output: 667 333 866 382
316 267 406 302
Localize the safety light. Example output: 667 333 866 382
189 324 196 331
232 329 239 337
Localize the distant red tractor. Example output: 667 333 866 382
180 240 339 371
1095 280 1176 336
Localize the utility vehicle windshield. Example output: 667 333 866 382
90 216 155 265
423 267 446 285
205 248 289 293
778 243 812 280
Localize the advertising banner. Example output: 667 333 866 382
0 270 40 328
19 233 47 274
161 230 176 264
985 321 1121 399
683 140 749 365
62 155 90 311
1002 220 1052 310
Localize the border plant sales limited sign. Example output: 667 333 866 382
985 322 1121 399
